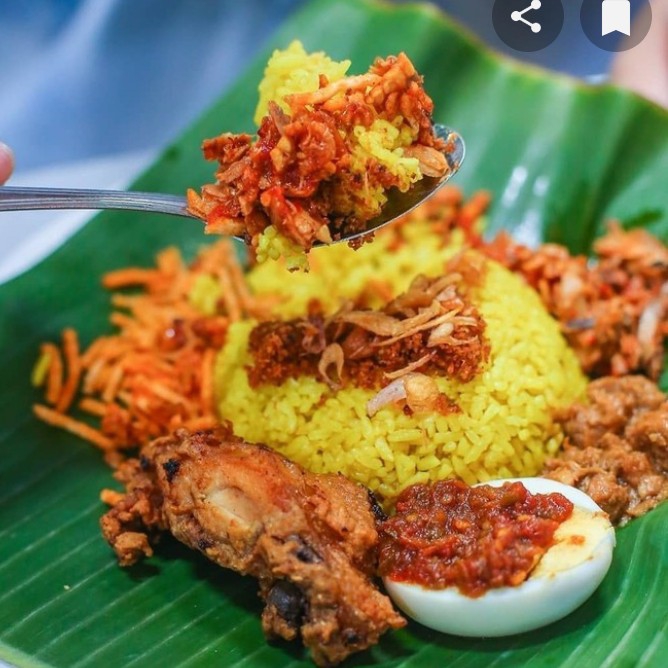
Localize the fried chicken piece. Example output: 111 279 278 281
544 376 668 524
100 427 404 665
100 457 167 566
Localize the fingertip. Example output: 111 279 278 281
0 142 15 184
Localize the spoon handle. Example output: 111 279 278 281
0 186 193 218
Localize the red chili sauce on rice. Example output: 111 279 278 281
378 479 574 597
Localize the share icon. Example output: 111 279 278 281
493 0 562 51
511 0 542 33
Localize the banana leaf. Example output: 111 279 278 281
1 0 667 666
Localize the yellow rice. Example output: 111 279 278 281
254 40 351 125
214 221 588 500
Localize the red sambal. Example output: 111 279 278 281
378 479 573 597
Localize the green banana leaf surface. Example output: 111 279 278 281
1 0 667 666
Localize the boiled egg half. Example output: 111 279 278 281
383 477 615 637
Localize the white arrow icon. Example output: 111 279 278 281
511 0 543 33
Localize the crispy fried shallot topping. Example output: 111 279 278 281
247 253 490 415
366 373 457 417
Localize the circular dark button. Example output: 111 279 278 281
581 0 652 52
493 0 565 52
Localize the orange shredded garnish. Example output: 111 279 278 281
79 398 109 417
55 329 81 413
33 404 114 451
102 268 160 290
41 342 64 405
33 241 264 465
200 348 216 415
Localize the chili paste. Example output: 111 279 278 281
378 479 574 597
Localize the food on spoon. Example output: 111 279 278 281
186 41 449 268
380 477 615 637
100 426 405 666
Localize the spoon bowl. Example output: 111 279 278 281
336 123 465 246
0 124 464 246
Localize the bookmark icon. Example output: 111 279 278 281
581 0 651 51
601 0 631 36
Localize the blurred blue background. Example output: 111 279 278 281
0 0 623 175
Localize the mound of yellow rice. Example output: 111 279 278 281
214 221 587 500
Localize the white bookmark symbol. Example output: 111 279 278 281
511 0 543 33
601 0 631 36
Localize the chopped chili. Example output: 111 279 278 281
378 479 573 597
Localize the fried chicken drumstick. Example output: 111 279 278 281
100 427 405 665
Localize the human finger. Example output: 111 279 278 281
0 143 14 184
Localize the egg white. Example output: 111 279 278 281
383 477 616 637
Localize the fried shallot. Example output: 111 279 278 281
247 252 490 415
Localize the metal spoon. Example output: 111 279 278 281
0 124 464 246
